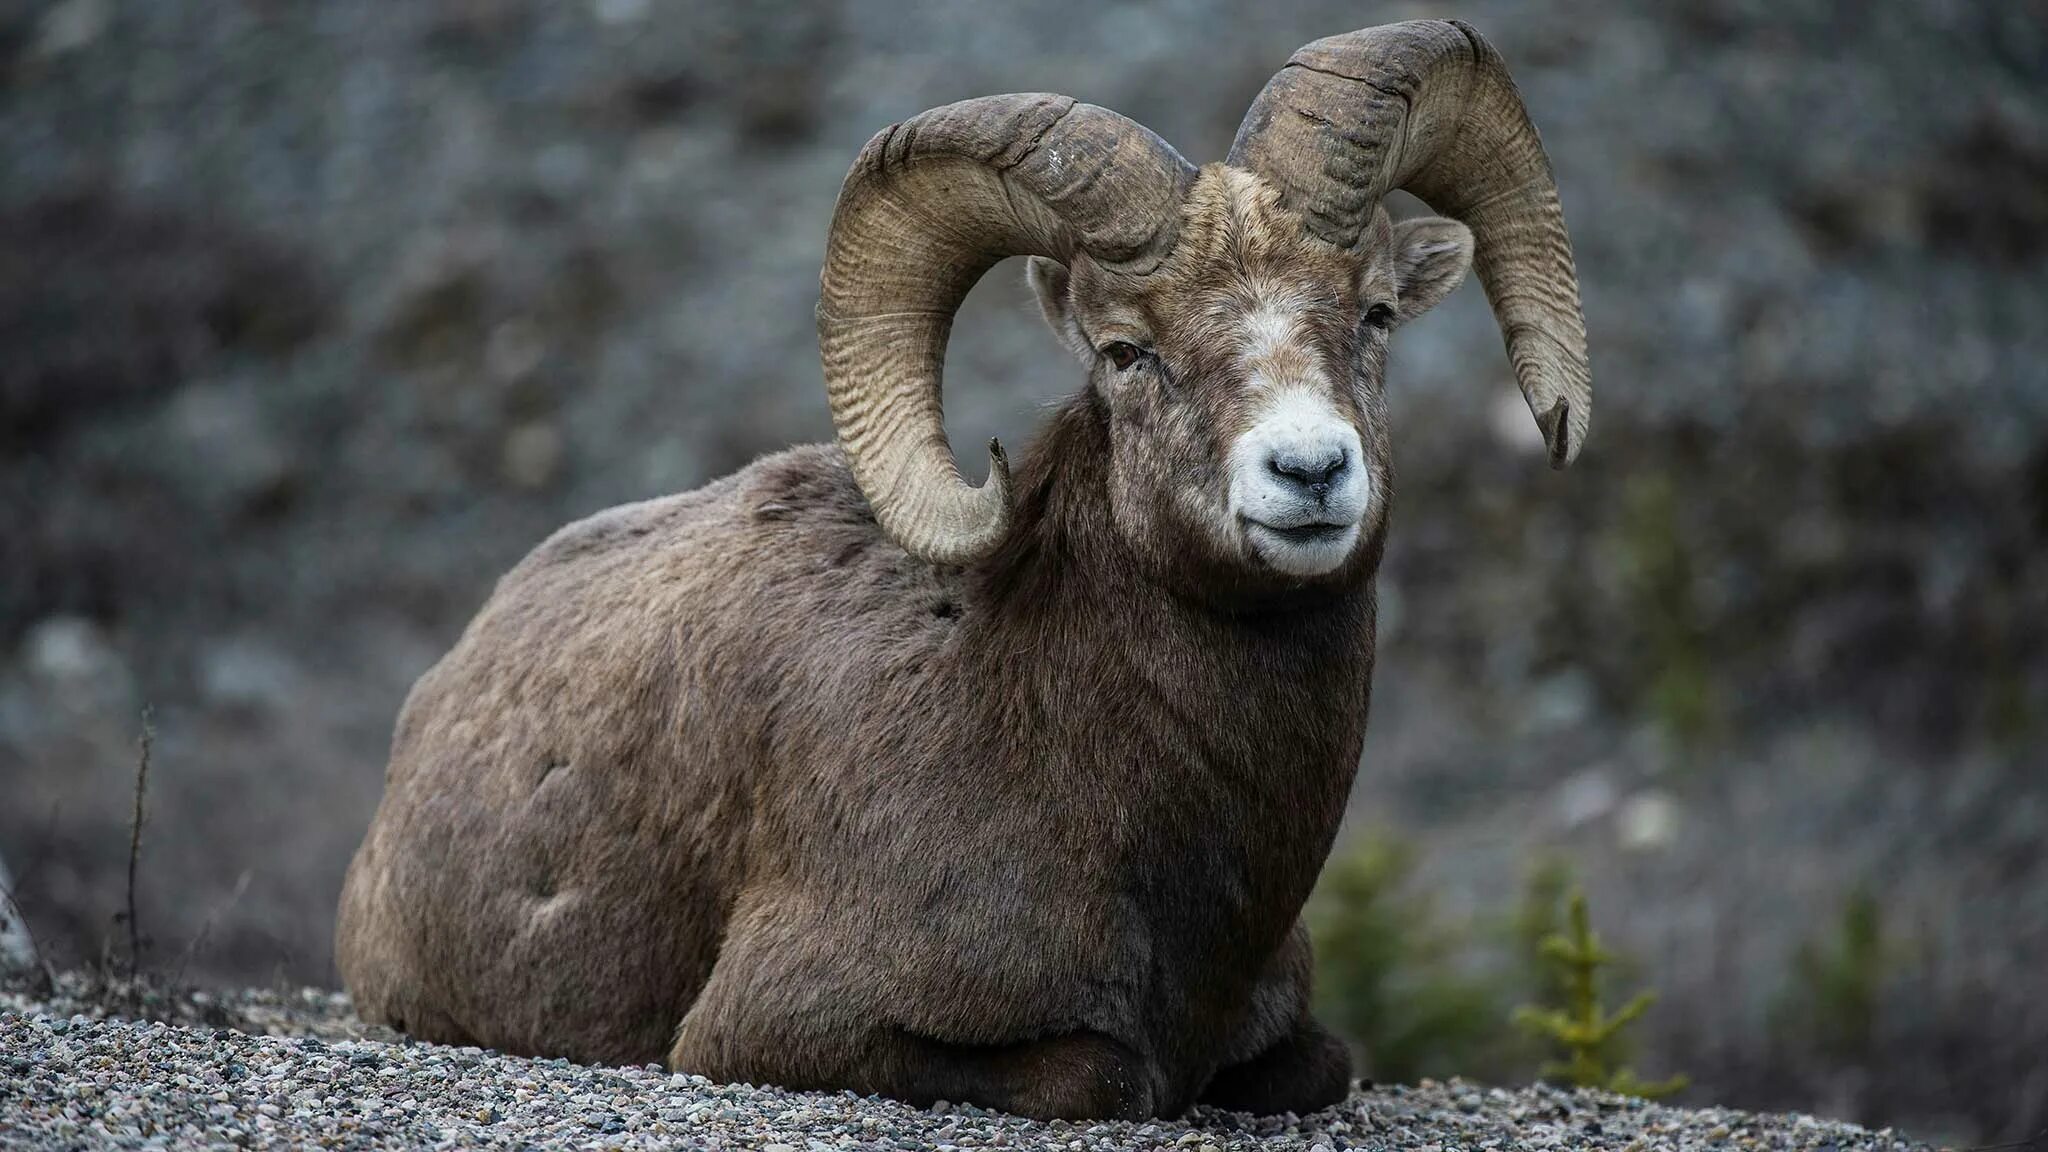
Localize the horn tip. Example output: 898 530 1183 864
1537 397 1577 469
985 437 1015 503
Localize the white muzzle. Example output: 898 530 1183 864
1227 390 1370 577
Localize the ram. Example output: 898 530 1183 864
336 20 1591 1120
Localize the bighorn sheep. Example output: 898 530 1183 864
337 21 1590 1120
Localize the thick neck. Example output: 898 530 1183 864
968 393 1134 616
957 390 1377 948
963 390 1378 784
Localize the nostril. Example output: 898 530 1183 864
1269 447 1349 492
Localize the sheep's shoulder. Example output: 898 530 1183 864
384 444 886 788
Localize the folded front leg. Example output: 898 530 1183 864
1199 919 1352 1115
668 912 1157 1120
1198 1013 1351 1116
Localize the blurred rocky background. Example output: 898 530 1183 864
0 0 2042 1142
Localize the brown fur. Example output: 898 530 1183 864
335 168 1473 1119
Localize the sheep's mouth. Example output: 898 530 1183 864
1245 518 1351 544
1239 515 1362 577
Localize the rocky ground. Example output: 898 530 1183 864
0 976 1929 1152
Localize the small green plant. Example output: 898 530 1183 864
1308 836 1509 1083
1619 472 1719 752
1512 889 1688 1098
1777 888 1889 1062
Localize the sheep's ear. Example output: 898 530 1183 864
1390 216 1474 325
1026 256 1091 365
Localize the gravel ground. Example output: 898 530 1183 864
1 978 1931 1152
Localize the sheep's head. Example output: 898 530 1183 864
1024 172 1472 580
818 20 1590 581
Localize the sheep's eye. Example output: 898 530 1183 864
1364 303 1396 330
1102 341 1144 371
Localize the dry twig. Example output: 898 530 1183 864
121 707 155 1013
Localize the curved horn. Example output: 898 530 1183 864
1227 20 1591 466
819 94 1196 564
